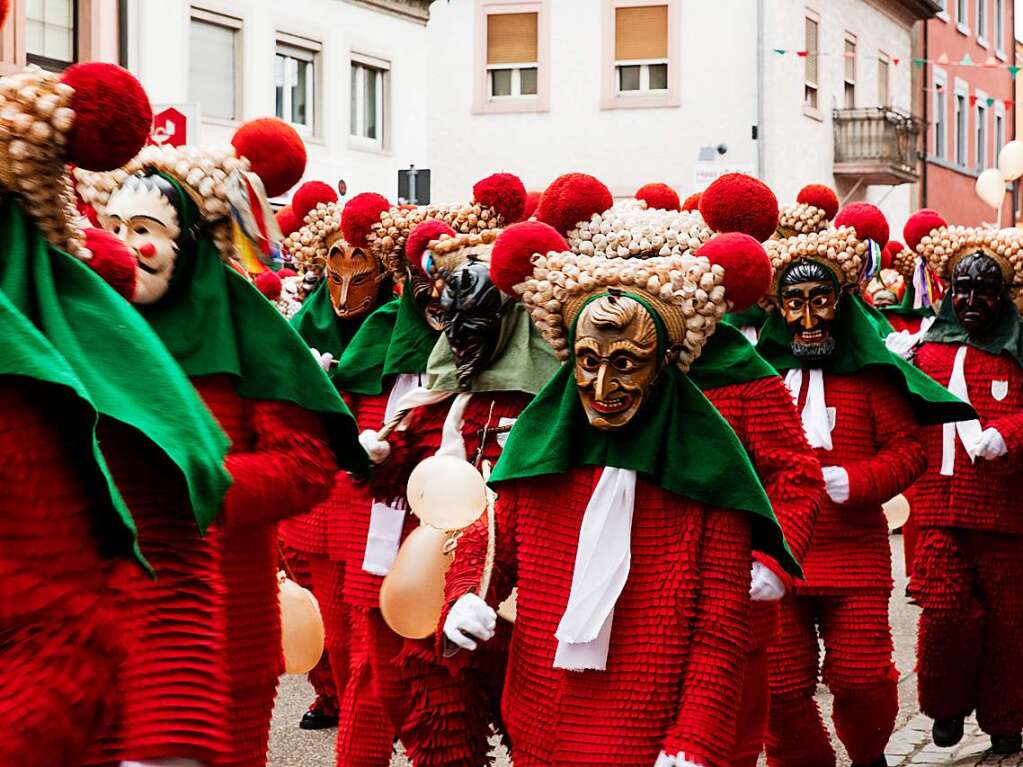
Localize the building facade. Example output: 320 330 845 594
921 0 1016 226
0 0 121 76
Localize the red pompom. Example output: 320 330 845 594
61 64 152 172
473 173 527 223
695 232 772 312
0 0 10 28
491 221 569 295
796 184 840 220
406 219 457 271
521 191 542 222
275 206 301 238
538 173 613 234
635 183 681 211
255 270 283 300
292 181 338 221
834 202 889 247
83 228 136 300
682 192 702 212
699 174 779 241
232 118 307 198
340 192 391 248
277 268 298 279
903 208 947 252
881 240 905 270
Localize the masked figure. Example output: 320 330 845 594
78 121 365 767
753 204 972 767
864 268 907 309
441 258 509 391
906 216 1023 755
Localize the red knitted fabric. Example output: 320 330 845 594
766 593 898 767
913 528 1023 736
84 419 230 766
795 370 925 592
885 313 924 334
446 471 753 767
912 342 1023 532
732 649 770 767
194 375 335 767
0 381 124 767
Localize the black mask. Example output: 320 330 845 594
440 260 507 391
778 260 839 361
952 252 1006 335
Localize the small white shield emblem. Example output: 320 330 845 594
992 380 1009 402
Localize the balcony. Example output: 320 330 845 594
832 107 924 185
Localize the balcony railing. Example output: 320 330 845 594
832 107 923 185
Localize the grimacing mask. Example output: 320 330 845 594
573 294 660 430
439 259 507 391
779 260 839 361
864 268 906 308
102 174 183 305
951 252 1006 335
325 232 384 319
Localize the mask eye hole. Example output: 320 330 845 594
610 353 638 372
577 351 601 371
134 225 149 236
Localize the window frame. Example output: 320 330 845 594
994 0 1006 58
955 0 970 35
995 100 1006 157
601 0 680 110
877 50 890 108
25 0 79 72
842 32 857 110
803 8 821 120
977 0 989 47
932 67 948 161
474 0 549 115
190 7 243 125
349 52 390 153
953 79 969 168
975 88 989 171
274 34 322 138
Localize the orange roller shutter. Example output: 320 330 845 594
615 5 668 61
487 12 539 65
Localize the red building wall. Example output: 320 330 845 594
922 0 1015 226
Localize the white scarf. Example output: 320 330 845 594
784 368 833 451
554 467 637 671
940 345 982 476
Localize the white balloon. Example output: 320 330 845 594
998 140 1023 182
976 168 1006 209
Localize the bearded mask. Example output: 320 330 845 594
778 260 839 361
102 174 184 305
573 294 660 430
864 268 906 308
325 233 383 319
952 252 1006 335
439 260 507 391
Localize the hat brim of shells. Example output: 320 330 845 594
566 199 714 260
777 202 831 238
423 230 501 278
283 201 345 276
766 225 868 296
917 226 1021 289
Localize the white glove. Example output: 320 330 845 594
309 347 335 373
971 427 1007 461
749 560 786 602
822 465 850 504
443 593 497 651
358 429 391 464
884 329 919 360
654 752 702 767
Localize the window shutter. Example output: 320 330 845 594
804 18 818 82
615 5 668 61
487 12 538 65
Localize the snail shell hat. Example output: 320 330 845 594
776 184 840 238
280 180 345 278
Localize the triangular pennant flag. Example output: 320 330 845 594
1010 66 1020 79
893 58 900 66
913 58 925 69
774 48 787 55
935 82 945 91
1005 99 1015 108
937 52 950 65
796 50 809 58
961 53 973 65
984 56 999 68
986 97 995 107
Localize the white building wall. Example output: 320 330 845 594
125 0 430 201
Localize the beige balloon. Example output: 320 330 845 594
406 455 488 530
976 168 1007 209
379 525 453 639
999 140 1023 182
278 574 325 674
882 493 911 532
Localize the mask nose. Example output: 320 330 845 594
801 304 816 329
594 362 613 400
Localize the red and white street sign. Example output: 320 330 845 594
149 104 200 148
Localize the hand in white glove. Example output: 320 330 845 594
309 347 335 373
358 429 391 464
822 465 850 504
749 560 786 602
884 329 919 360
443 593 497 651
971 427 1007 461
654 752 703 767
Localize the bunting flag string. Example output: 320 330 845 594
773 47 1020 78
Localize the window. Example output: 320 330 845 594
843 35 856 109
25 0 77 71
878 53 890 107
954 87 967 166
956 0 968 31
995 0 1005 53
976 97 988 170
486 11 539 98
275 38 319 136
189 10 241 122
614 5 668 94
804 14 819 111
995 104 1006 156
933 70 948 160
351 57 388 148
977 0 988 44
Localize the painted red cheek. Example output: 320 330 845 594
138 243 156 258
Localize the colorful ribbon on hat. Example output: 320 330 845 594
912 257 940 310
859 239 882 284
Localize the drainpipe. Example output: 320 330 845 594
921 18 929 209
118 0 129 68
755 0 765 180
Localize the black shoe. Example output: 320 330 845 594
851 758 887 767
990 733 1023 754
299 708 339 730
933 717 965 747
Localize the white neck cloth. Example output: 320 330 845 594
941 345 982 476
784 368 833 451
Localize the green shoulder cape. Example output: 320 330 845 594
689 322 779 390
924 294 1023 368
289 280 377 378
333 286 441 396
756 292 974 424
723 303 768 331
139 235 367 474
0 198 232 561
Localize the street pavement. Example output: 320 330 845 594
267 534 1021 767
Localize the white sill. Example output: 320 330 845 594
615 88 670 96
488 94 539 101
202 115 241 129
803 103 824 122
349 136 389 156
937 10 949 21
996 49 1007 61
978 35 989 49
956 21 970 35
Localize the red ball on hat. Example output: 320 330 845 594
881 240 906 270
521 191 543 222
636 183 681 211
682 192 702 212
276 206 301 239
491 221 569 296
473 173 527 223
340 192 391 249
406 219 457 272
699 173 779 242
796 184 840 220
903 209 947 252
292 181 338 222
538 173 613 235
695 232 772 312
232 118 307 198
255 270 283 300
834 202 889 247
61 63 152 172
